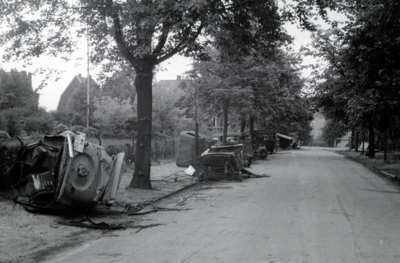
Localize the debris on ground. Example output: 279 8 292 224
176 193 197 206
128 205 158 216
58 216 126 230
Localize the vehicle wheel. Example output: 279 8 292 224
237 171 242 182
260 150 267 159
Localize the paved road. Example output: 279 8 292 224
44 147 400 263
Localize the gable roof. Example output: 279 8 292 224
153 75 182 103
154 79 181 90
57 74 97 112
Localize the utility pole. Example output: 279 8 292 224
86 18 90 128
194 82 199 157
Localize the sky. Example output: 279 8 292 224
0 48 193 111
0 8 345 112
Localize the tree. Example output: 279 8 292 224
100 67 136 102
343 0 400 158
178 49 314 144
152 84 190 138
0 69 37 111
0 0 335 189
23 108 54 135
1 108 22 137
242 51 313 142
187 51 256 144
93 96 136 138
309 1 400 157
0 69 45 136
319 119 347 147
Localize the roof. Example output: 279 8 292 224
277 133 293 140
155 79 180 89
57 74 97 111
213 132 244 137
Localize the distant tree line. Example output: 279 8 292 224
307 0 400 157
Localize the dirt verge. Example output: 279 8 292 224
0 162 195 263
339 150 400 188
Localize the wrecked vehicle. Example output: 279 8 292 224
175 131 216 167
213 132 253 166
188 143 268 182
189 151 244 182
9 132 124 212
277 133 293 149
209 144 252 168
250 130 277 155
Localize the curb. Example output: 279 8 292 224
149 179 198 205
381 171 398 179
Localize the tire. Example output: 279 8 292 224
247 158 252 167
237 171 242 182
260 150 267 160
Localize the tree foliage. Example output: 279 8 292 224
178 49 314 144
152 84 190 138
93 96 136 138
0 69 37 110
100 67 136 102
0 69 53 136
309 0 400 154
319 119 348 147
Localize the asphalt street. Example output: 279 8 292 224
43 147 400 263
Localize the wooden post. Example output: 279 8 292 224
384 129 387 162
154 139 157 162
362 132 365 154
355 131 359 152
164 137 167 160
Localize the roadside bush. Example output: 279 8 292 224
83 126 100 137
1 108 23 137
0 140 22 191
0 130 11 140
71 125 85 134
93 96 135 138
23 112 54 135
53 123 69 134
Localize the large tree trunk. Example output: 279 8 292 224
222 103 228 145
195 122 199 157
249 116 255 139
128 62 153 189
362 131 366 154
368 120 375 158
355 131 359 152
384 129 387 162
240 119 246 133
350 129 355 150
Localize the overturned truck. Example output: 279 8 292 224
9 133 124 212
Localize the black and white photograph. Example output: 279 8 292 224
1 1 400 262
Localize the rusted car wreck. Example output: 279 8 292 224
9 132 124 212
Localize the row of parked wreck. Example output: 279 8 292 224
175 130 298 182
7 129 296 212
